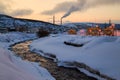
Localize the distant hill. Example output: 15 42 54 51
1 14 120 33
0 14 68 33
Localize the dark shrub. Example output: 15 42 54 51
37 29 50 37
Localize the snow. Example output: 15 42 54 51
0 32 55 80
78 68 106 80
30 34 120 79
0 32 36 48
0 48 55 80
63 23 77 28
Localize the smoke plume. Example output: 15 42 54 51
41 1 75 15
42 0 120 18
62 0 86 18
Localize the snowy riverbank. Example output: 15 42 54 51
30 34 120 80
0 32 55 80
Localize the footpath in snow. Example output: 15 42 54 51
30 34 120 80
0 32 55 80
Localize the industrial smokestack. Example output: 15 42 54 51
60 17 63 25
53 15 55 24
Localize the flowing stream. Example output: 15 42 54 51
11 40 97 80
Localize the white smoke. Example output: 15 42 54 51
62 0 120 18
62 0 86 18
41 1 74 15
42 0 120 18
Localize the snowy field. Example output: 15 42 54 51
30 34 120 80
0 32 55 80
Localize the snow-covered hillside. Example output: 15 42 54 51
0 14 67 33
0 32 55 80
30 34 120 80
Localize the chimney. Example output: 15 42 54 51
53 15 55 24
60 18 63 25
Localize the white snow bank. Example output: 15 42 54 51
0 32 55 80
0 47 55 80
0 32 36 42
0 32 37 48
30 34 120 79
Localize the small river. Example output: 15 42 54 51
11 40 97 80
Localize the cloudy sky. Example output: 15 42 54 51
0 0 120 24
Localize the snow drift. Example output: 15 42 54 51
0 47 55 80
0 32 55 80
30 34 120 79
